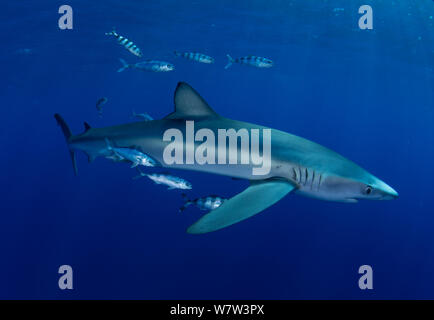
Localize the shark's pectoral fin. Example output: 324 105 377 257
187 179 296 234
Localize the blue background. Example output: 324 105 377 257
1 0 433 299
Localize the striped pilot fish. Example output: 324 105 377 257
179 194 226 213
174 51 215 64
105 138 157 168
134 170 192 190
117 58 174 73
225 54 273 69
105 29 142 57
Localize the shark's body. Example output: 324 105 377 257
55 82 398 234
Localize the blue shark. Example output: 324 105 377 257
54 82 398 234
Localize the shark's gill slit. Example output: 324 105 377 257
298 167 302 184
292 167 297 181
311 170 315 190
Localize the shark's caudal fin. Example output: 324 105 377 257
164 82 220 119
224 54 234 69
54 114 78 176
117 58 129 72
187 179 296 234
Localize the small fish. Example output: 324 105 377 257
105 29 142 57
96 97 108 117
174 51 214 64
134 170 192 190
179 193 226 213
225 54 273 69
131 110 153 121
105 138 157 168
117 58 174 73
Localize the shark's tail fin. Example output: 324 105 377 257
224 54 234 69
179 193 193 213
117 58 129 72
54 114 78 176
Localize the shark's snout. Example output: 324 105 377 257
383 187 399 200
376 180 399 200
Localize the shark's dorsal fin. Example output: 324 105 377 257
165 82 219 119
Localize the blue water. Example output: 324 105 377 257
1 0 433 299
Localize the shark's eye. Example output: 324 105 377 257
365 186 373 195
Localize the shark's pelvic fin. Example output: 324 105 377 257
164 82 219 119
187 179 296 234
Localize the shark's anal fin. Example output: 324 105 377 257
164 82 219 119
187 179 296 234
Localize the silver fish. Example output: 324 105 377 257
105 138 156 168
134 170 192 190
225 54 273 69
174 51 214 64
117 58 174 73
105 29 142 57
179 194 226 213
